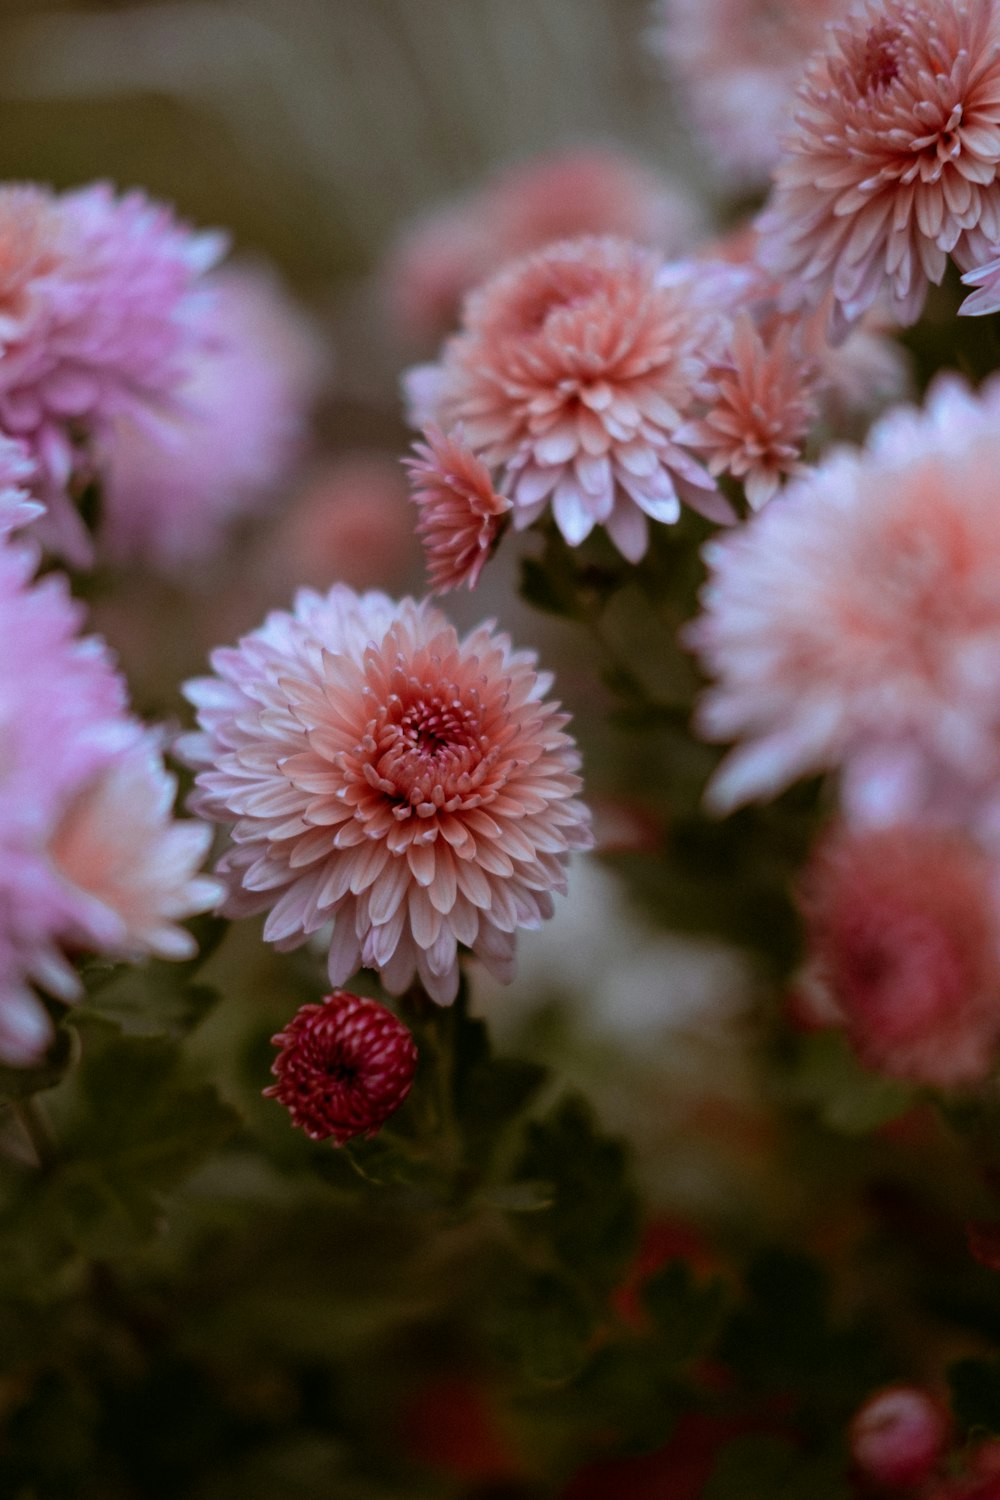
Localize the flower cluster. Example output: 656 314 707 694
181 584 592 1004
0 181 324 570
0 530 219 1065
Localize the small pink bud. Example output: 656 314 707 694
850 1385 949 1490
264 992 418 1145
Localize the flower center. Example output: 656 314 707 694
856 21 902 96
363 681 498 817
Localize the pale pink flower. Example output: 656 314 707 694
48 737 221 963
404 426 511 591
181 585 593 1004
0 538 217 1064
757 0 1000 337
674 315 820 509
0 180 225 563
961 250 1000 314
648 0 849 184
0 433 40 535
850 1386 950 1490
799 823 1000 1086
405 236 734 564
687 376 1000 816
99 264 327 572
384 146 701 346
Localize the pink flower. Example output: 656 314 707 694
961 250 1000 314
98 264 327 572
404 426 511 591
0 538 217 1064
0 180 225 563
757 0 1000 336
849 1386 950 1490
675 315 820 509
384 146 701 346
799 823 1000 1086
264 991 418 1144
687 376 1000 816
0 433 40 535
648 0 849 184
48 737 221 963
181 585 593 1004
405 236 734 564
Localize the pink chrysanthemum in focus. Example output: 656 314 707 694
675 315 820 509
384 146 701 346
849 1386 950 1490
405 236 734 564
181 585 593 1004
404 426 511 591
648 0 849 184
0 539 218 1064
799 824 1000 1086
0 180 225 563
264 991 418 1144
687 376 1000 817
99 264 327 572
757 0 1000 337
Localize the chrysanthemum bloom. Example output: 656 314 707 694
648 0 849 184
0 180 225 563
0 432 40 534
757 0 1000 337
687 376 1000 817
675 316 820 509
383 147 701 346
0 537 219 1064
99 264 327 572
181 585 593 1003
264 991 417 1144
404 426 511 591
961 250 1000 313
405 236 734 564
849 1386 950 1490
799 823 1000 1085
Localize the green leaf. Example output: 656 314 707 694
950 1356 1000 1436
641 1259 728 1366
0 1026 73 1102
787 1031 914 1136
509 1094 639 1295
492 1269 594 1384
76 915 227 1039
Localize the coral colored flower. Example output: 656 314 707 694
850 1386 950 1489
99 264 326 572
757 0 1000 336
384 146 701 346
181 585 593 1004
0 180 225 563
675 315 820 509
0 538 217 1065
264 991 417 1143
405 236 734 564
799 823 1000 1086
687 376 1000 816
648 0 849 185
404 426 511 591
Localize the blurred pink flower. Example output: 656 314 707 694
849 1385 950 1490
961 250 1000 314
405 236 734 563
0 538 216 1065
404 426 511 592
648 0 848 184
799 823 1000 1086
675 315 820 509
384 146 701 346
0 433 40 535
99 264 327 572
265 991 418 1144
687 376 1000 816
0 182 225 563
757 0 1000 336
182 585 592 1004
